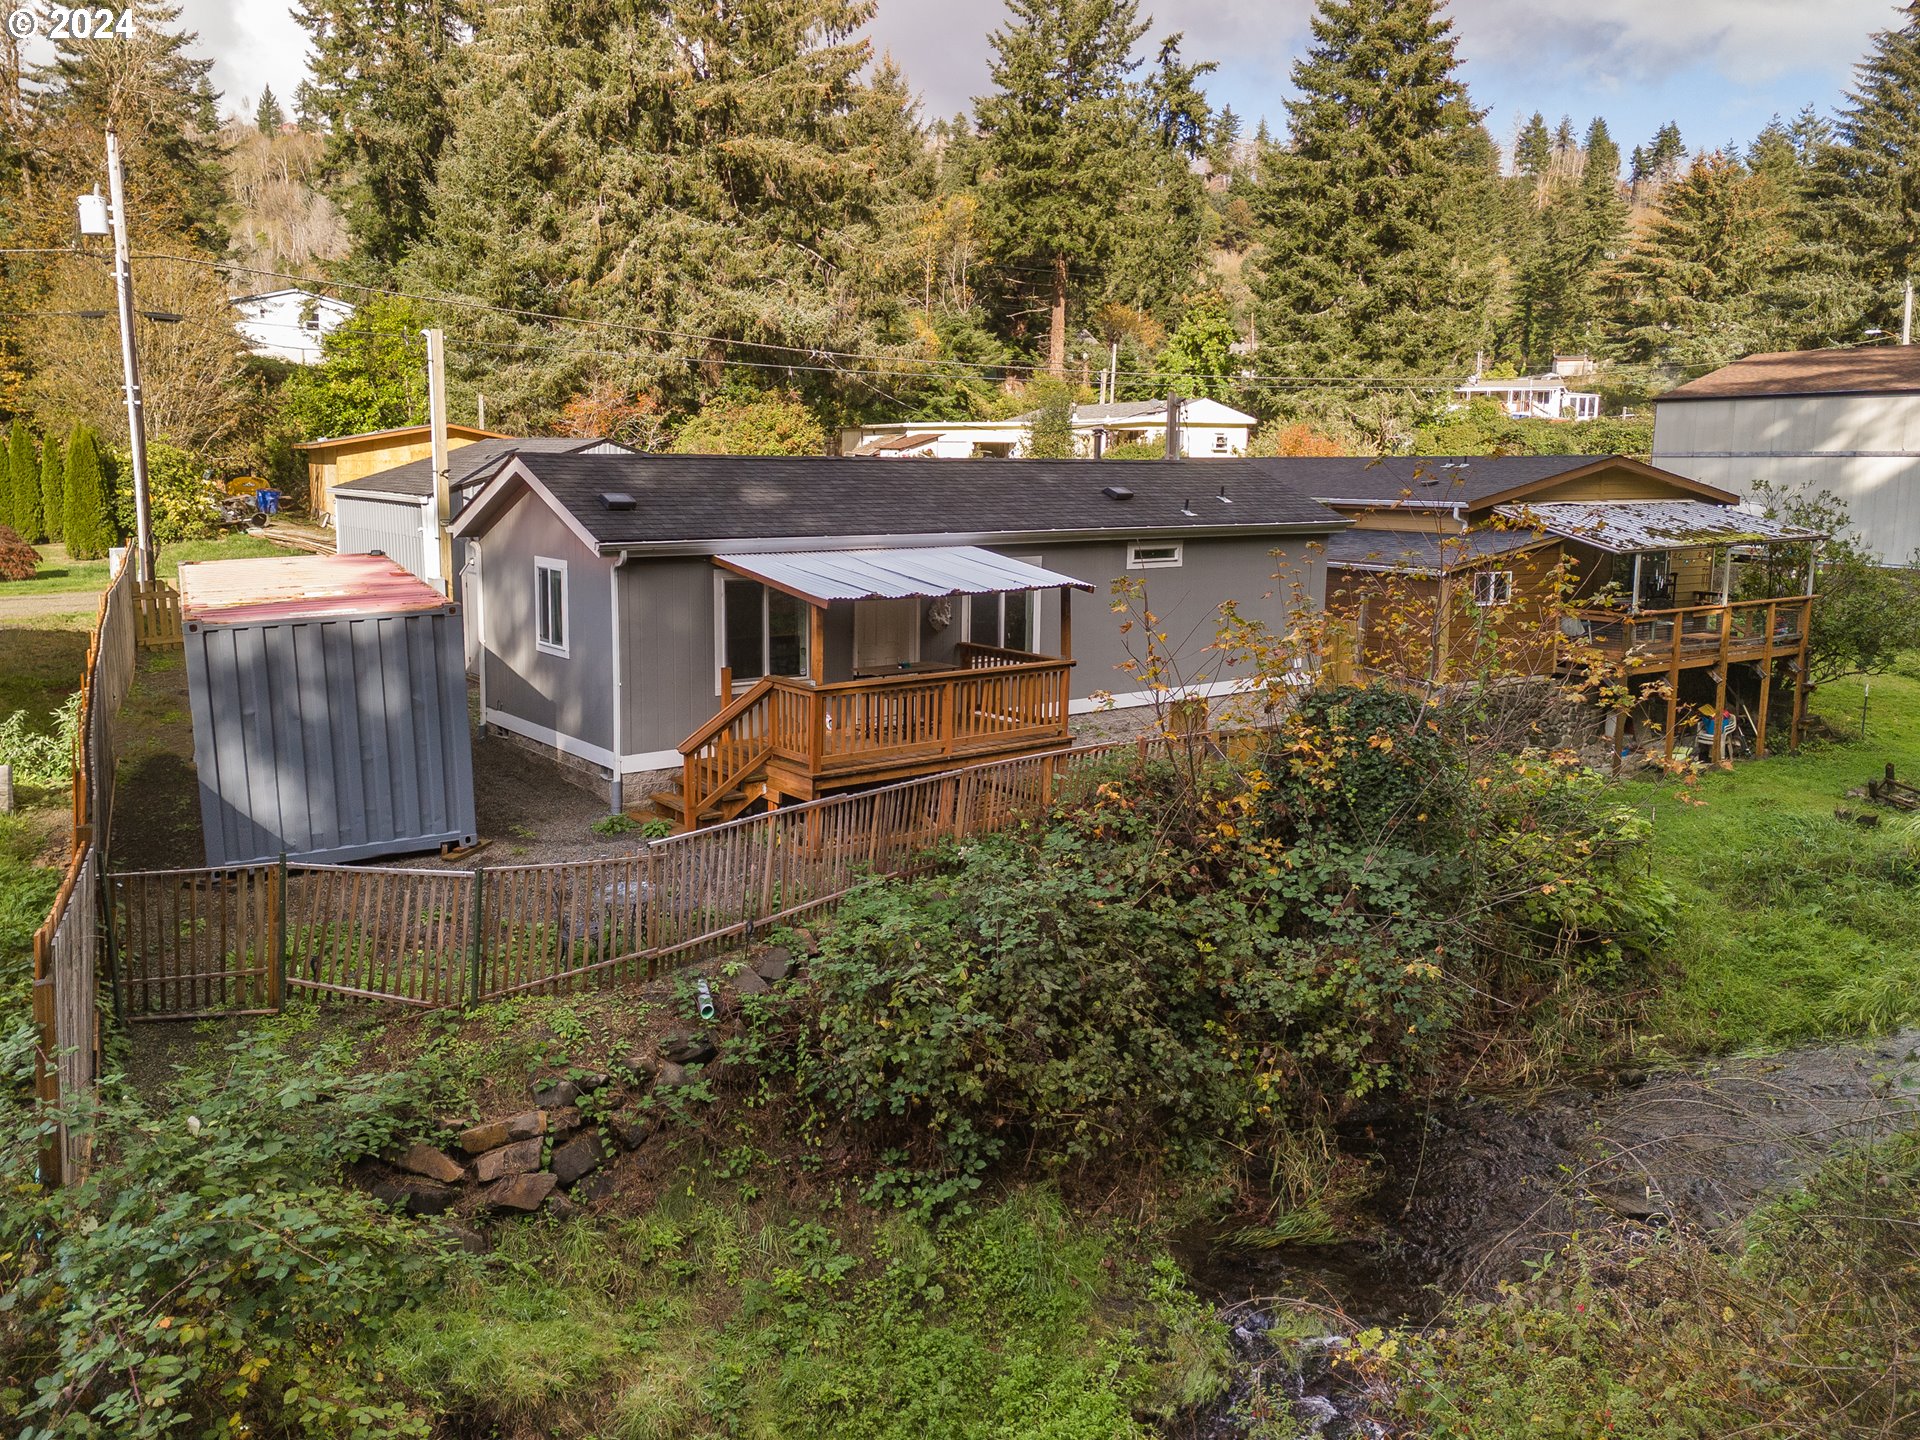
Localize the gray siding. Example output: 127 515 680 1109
612 532 1326 760
335 493 430 580
479 487 617 756
184 609 476 866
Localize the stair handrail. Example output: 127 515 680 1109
678 677 778 828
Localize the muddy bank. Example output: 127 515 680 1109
1173 1030 1920 1437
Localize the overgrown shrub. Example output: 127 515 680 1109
773 687 1671 1197
0 693 77 783
0 1034 442 1436
111 441 223 543
0 523 38 582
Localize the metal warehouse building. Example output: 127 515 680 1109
179 554 477 867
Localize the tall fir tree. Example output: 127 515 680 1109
294 0 472 275
1814 3 1920 333
0 419 16 530
39 432 64 546
1608 151 1795 369
8 419 41 541
255 84 284 136
62 424 116 560
974 0 1152 375
26 1 226 250
1246 0 1497 376
410 0 911 426
1513 111 1552 178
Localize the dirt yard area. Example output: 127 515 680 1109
106 651 657 871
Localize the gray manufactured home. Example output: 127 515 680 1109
451 455 1347 824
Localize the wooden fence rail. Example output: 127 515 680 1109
133 579 184 650
107 727 1272 1018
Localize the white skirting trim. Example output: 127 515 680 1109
483 708 615 769
619 747 685 774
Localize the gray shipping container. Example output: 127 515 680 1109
180 554 477 866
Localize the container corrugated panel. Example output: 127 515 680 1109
185 607 477 866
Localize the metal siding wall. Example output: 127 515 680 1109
186 610 476 866
479 488 616 752
334 494 430 580
1654 394 1920 561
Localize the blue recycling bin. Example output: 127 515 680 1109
254 489 281 517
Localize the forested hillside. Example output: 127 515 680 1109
4 0 1920 472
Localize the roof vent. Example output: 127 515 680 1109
1180 498 1198 517
600 492 637 511
1217 484 1233 504
1102 485 1134 502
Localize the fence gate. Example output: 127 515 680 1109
285 865 472 1007
110 867 281 1019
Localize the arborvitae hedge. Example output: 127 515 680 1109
39 434 64 546
63 426 117 560
8 420 44 542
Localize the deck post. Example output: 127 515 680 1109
1058 585 1073 662
1711 613 1731 763
809 605 825 683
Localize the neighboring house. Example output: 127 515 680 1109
840 398 1259 459
230 289 356 365
1652 345 1920 563
1454 372 1601 421
295 423 502 518
448 455 1347 823
1293 454 1822 758
331 436 634 591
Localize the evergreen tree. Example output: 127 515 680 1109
255 84 284 136
1814 3 1920 332
410 0 908 426
1022 378 1078 457
62 425 117 559
1158 292 1238 398
1608 151 1794 368
8 419 41 541
1246 0 1496 376
0 421 15 530
1102 33 1217 326
1628 119 1686 203
39 433 64 546
1513 112 1552 177
294 0 472 274
974 0 1152 375
27 1 227 250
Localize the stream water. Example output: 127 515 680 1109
1169 1030 1920 1438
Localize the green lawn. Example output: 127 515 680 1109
7 534 302 595
1640 663 1920 1052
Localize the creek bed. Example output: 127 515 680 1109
1172 1030 1920 1437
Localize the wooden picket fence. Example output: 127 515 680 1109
108 727 1264 1017
133 580 184 650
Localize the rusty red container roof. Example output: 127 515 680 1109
178 553 453 626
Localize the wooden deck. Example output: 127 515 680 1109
656 643 1076 829
1569 595 1814 758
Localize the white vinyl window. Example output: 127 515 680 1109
1472 569 1515 607
535 557 568 656
1127 540 1184 570
1211 432 1229 453
719 577 810 689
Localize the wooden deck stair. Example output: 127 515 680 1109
661 650 1076 831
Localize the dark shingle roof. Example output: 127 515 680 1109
1658 346 1920 402
1257 454 1619 508
469 455 1347 551
332 438 622 499
1321 526 1549 574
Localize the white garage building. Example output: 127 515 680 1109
1651 346 1920 563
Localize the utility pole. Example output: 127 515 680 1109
424 328 453 595
105 130 154 585
1902 278 1913 346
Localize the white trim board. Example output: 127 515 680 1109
1068 675 1300 715
484 708 684 776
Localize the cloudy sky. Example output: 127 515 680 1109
168 0 1899 164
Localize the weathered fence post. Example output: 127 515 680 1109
466 867 486 1008
269 854 288 1012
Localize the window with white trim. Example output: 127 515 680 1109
720 577 810 687
535 557 568 656
967 590 1036 651
1127 540 1183 570
1211 431 1229 453
1472 569 1515 607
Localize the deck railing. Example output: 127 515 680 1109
1571 595 1812 669
678 657 1075 827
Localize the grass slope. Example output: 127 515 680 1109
1641 664 1920 1051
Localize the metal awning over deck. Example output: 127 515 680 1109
1493 499 1823 553
713 545 1096 606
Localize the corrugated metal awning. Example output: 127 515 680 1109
1493 499 1825 554
713 545 1096 605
